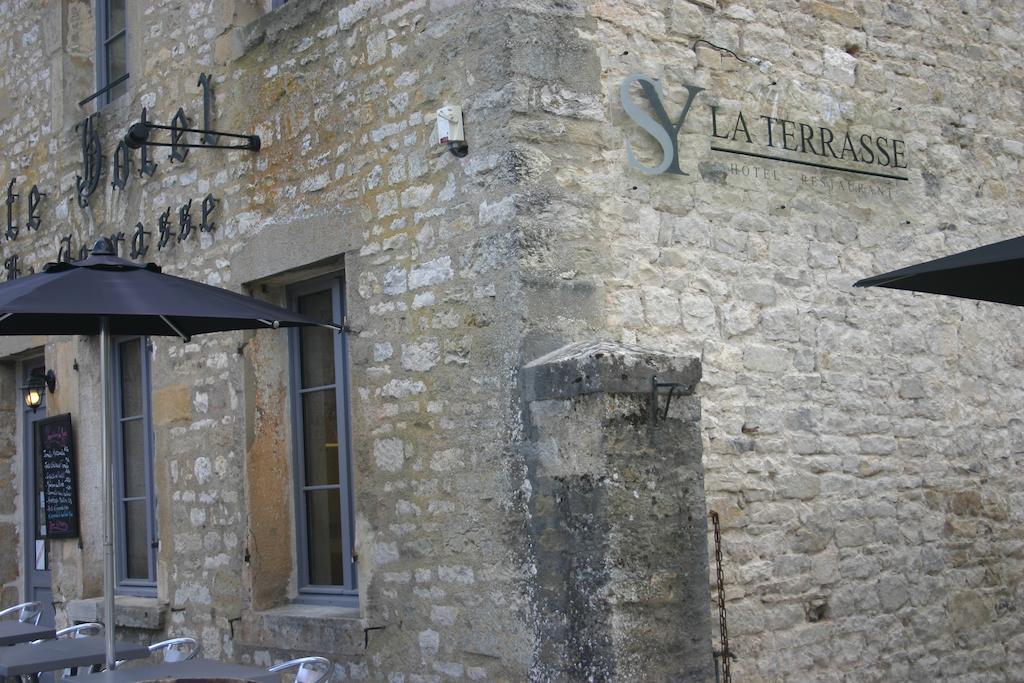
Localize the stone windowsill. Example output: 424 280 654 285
66 596 166 630
237 604 369 656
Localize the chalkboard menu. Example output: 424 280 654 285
36 413 79 539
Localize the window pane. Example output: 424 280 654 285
106 33 127 100
108 0 126 35
119 340 142 417
302 389 339 486
297 289 336 388
124 499 149 580
121 418 146 498
306 489 342 586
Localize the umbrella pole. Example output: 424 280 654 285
100 317 116 670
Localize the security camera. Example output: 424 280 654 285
436 106 467 157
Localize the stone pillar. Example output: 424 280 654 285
521 341 713 681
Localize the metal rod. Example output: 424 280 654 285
136 122 256 141
0 313 11 324
100 317 116 670
130 140 258 151
78 73 130 107
160 315 191 343
257 319 280 329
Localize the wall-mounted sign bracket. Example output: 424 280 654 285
650 375 681 425
124 120 260 152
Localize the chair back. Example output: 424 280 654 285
149 637 200 663
268 656 334 683
56 622 102 639
0 601 42 625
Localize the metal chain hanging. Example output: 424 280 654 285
710 511 732 683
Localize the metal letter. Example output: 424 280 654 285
130 222 150 259
139 108 157 177
619 74 704 176
75 114 103 206
57 234 72 263
157 207 172 250
4 255 19 281
109 231 126 255
26 185 45 231
177 199 193 242
200 194 218 233
5 179 18 241
169 108 191 163
112 140 131 190
197 73 219 145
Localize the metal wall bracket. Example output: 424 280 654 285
123 120 260 153
650 375 681 425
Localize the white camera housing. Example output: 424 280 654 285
435 106 465 145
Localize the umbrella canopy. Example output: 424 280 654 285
0 244 329 339
854 235 1024 306
0 237 337 669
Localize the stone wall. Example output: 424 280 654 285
499 1 1024 681
0 0 1020 681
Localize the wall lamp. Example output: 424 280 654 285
22 369 56 412
124 120 261 152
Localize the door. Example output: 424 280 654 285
22 359 54 628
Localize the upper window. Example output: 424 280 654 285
95 0 128 106
113 336 157 595
288 275 356 604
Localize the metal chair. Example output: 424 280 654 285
116 637 200 667
0 601 42 625
267 657 334 683
37 623 103 681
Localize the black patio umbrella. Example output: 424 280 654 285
854 235 1024 306
0 237 338 669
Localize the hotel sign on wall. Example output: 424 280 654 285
619 74 909 189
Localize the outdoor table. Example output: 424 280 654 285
72 658 281 683
0 622 55 646
0 636 149 677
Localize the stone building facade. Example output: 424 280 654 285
0 0 1021 681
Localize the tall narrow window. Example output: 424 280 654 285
113 336 157 594
289 275 356 604
95 0 128 105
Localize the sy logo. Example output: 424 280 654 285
620 74 705 176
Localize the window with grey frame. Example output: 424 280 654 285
288 274 356 604
95 0 128 105
113 336 157 595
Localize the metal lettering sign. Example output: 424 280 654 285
5 179 18 240
27 185 45 232
75 114 103 207
200 193 218 232
169 108 190 163
619 73 910 182
4 71 249 276
130 222 150 259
